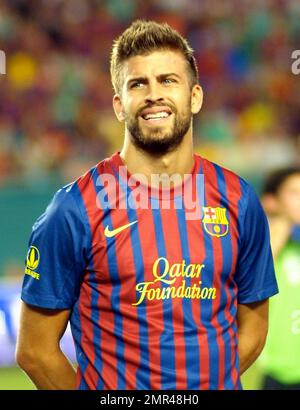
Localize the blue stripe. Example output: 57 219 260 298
151 197 176 389
92 169 126 389
235 177 249 390
213 164 237 389
70 300 90 389
175 195 201 389
116 171 151 389
71 181 104 389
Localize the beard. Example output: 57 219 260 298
125 102 192 156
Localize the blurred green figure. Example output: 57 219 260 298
260 167 300 390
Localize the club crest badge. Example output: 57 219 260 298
202 207 229 237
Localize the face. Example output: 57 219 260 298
275 174 300 224
113 50 202 155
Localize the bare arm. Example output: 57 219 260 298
15 302 77 390
237 299 269 375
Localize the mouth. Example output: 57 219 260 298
139 112 173 125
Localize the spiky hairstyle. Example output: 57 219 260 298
110 19 198 95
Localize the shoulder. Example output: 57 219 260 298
43 154 119 228
73 154 117 195
57 154 115 200
32 157 110 229
198 154 251 195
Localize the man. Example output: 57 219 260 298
260 167 300 389
16 20 278 390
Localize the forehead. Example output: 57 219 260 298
281 174 300 191
278 174 300 195
122 49 188 80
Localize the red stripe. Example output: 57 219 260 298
76 172 100 389
77 280 101 388
103 181 142 390
184 156 210 389
222 169 242 388
202 159 226 389
160 206 188 389
134 202 163 389
78 164 119 389
91 164 123 389
75 366 82 389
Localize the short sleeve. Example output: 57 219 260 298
21 183 87 309
235 184 279 304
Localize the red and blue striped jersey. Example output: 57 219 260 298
21 152 278 389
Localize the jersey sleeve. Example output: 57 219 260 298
21 183 88 309
235 183 279 304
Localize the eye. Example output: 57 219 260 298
163 78 175 84
131 81 144 88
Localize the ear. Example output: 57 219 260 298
191 84 203 115
112 94 125 122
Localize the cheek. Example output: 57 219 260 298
172 99 190 117
124 96 138 113
125 105 138 120
281 193 300 221
291 197 300 216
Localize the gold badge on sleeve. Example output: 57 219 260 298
25 246 40 280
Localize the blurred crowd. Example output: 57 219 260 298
0 0 300 186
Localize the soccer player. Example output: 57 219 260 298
259 167 300 389
16 20 278 390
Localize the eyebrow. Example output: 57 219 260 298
127 73 181 87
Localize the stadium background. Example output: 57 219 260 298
0 0 300 389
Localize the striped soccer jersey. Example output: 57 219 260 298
21 152 278 389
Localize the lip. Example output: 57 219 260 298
140 106 172 117
140 113 173 125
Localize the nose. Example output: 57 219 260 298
144 80 164 103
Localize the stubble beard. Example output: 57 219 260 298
125 104 193 156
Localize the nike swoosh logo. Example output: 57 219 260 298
104 220 138 238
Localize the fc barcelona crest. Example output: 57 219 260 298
202 207 229 237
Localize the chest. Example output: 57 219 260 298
85 204 240 297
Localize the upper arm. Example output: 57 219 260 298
237 299 269 340
21 184 87 310
236 183 278 303
16 301 71 360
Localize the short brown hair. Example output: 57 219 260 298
263 166 300 195
110 19 199 96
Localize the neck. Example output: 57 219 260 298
119 130 194 188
